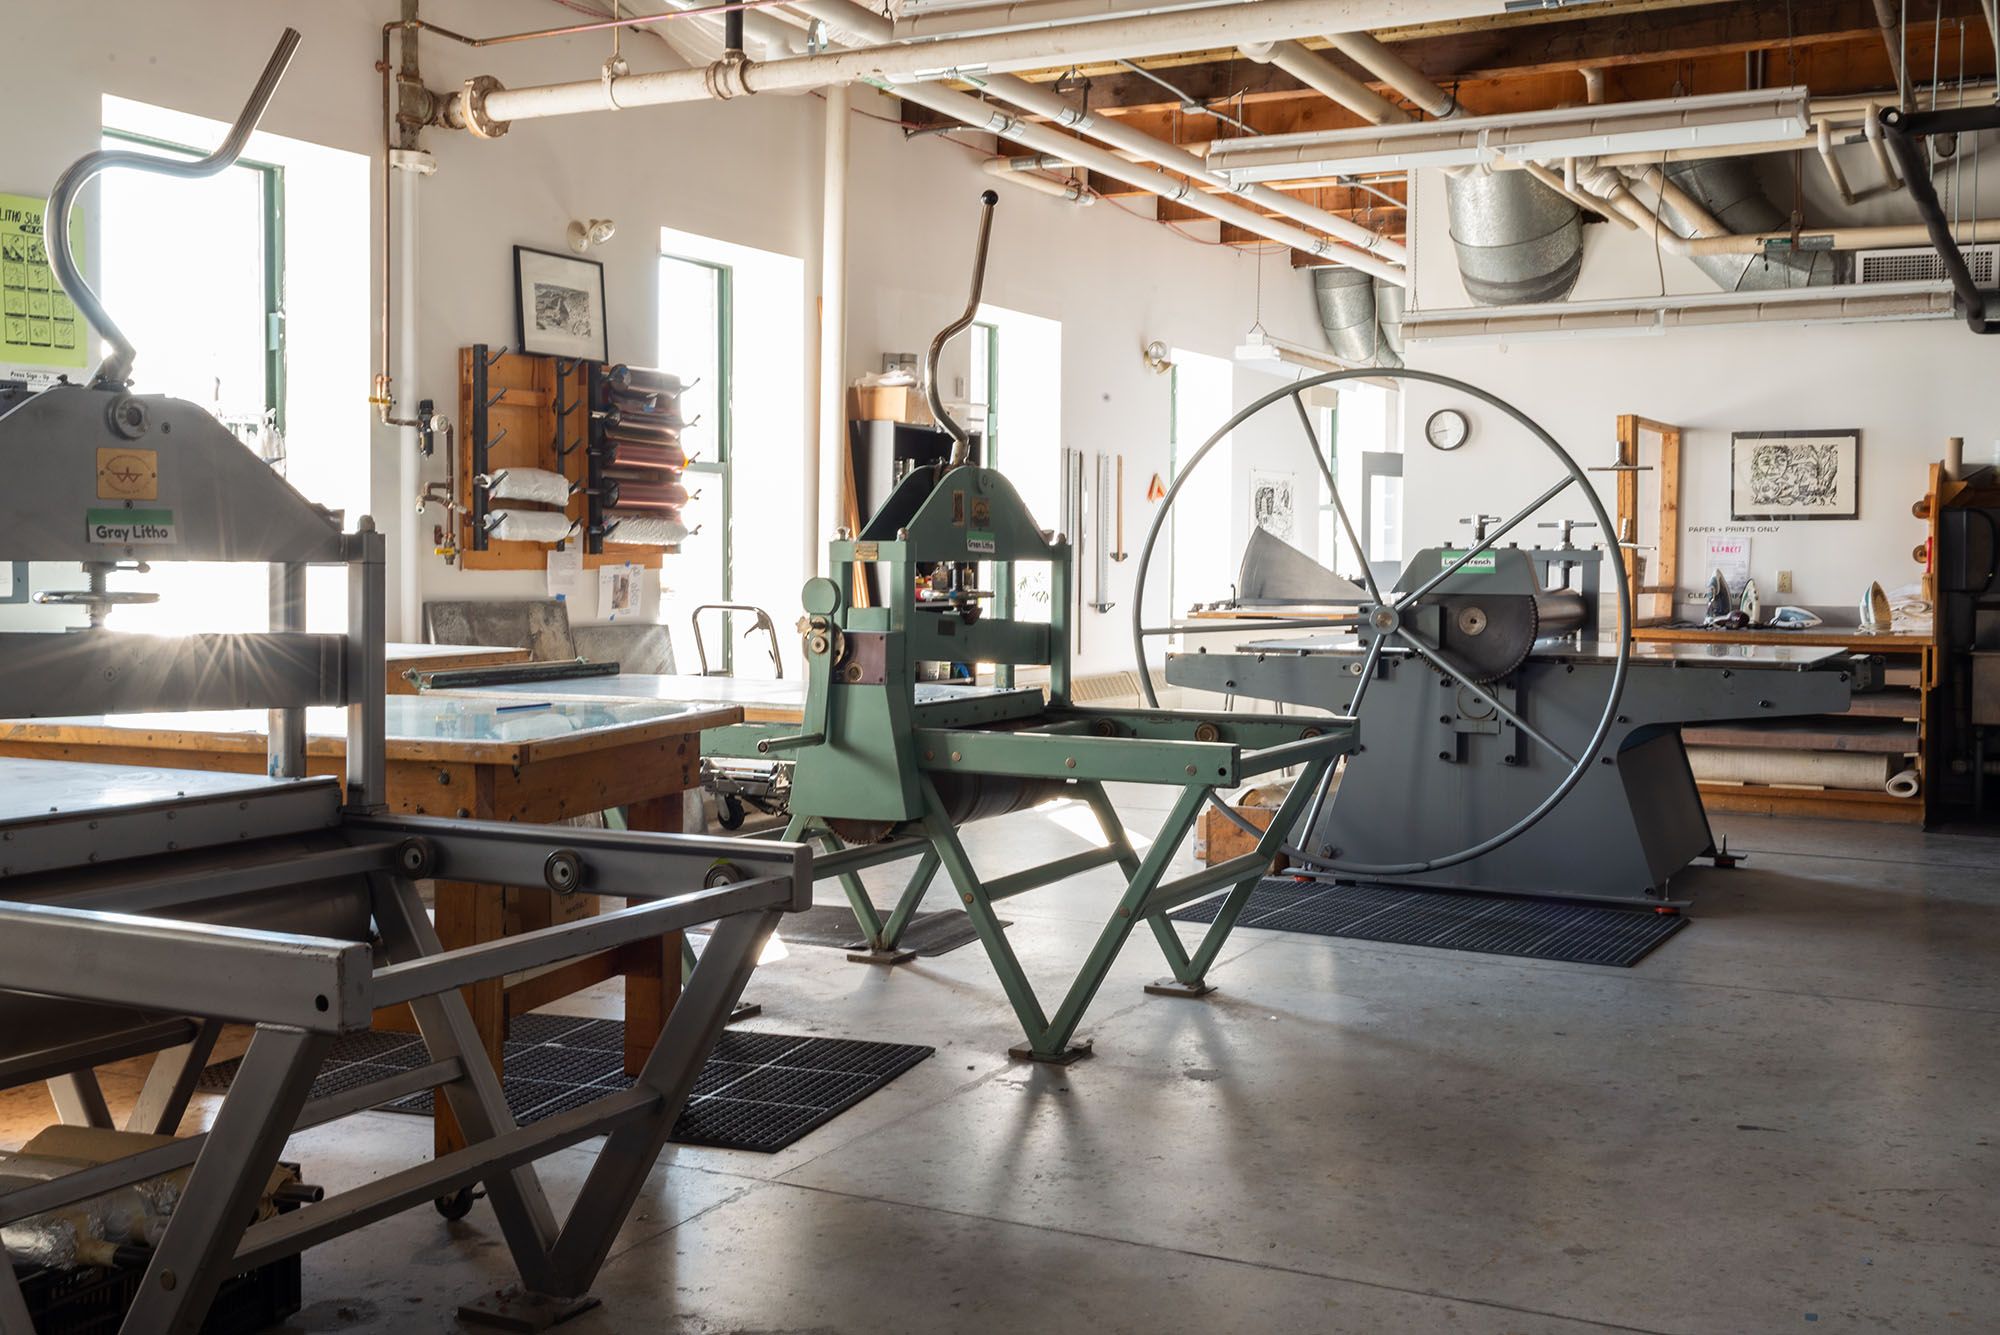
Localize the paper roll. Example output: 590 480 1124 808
1687 746 1894 792
485 508 577 543
1885 768 1921 799
486 468 574 505
606 513 688 545
607 440 684 471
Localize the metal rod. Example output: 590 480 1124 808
926 190 999 467
1396 473 1577 609
46 28 301 385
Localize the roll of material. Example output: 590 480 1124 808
607 365 684 397
486 508 577 543
607 440 685 471
606 512 688 545
604 410 684 437
484 467 574 505
1687 746 1894 792
606 475 690 509
1885 768 1922 799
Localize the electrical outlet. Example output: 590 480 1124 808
1777 570 1793 594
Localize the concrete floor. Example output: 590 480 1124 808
4 790 1997 1333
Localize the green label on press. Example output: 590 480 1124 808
1438 548 1496 572
87 508 176 545
966 529 996 555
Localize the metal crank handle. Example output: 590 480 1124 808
924 190 999 467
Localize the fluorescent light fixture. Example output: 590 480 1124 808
1206 87 1812 184
1234 328 1360 375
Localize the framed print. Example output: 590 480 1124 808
514 245 608 361
1730 430 1859 521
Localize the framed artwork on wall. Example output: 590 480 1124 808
1730 429 1860 521
514 245 608 361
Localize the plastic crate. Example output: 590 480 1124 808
12 1252 301 1335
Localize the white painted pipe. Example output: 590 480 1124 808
892 0 1251 41
813 83 849 578
892 76 1407 281
476 0 1506 122
792 0 1408 269
393 158 423 641
1522 159 1633 229
1240 39 1410 125
1683 217 2000 255
1327 31 1457 119
983 156 1094 202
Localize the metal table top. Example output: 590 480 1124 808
0 758 337 827
1231 634 1849 670
431 674 1042 725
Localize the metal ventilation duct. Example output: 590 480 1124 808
1313 266 1403 368
1662 157 1839 290
1446 170 1583 306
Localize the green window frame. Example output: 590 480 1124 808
660 250 734 669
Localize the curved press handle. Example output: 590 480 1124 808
924 190 998 468
45 28 302 387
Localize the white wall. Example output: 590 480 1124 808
1400 160 2000 612
9 0 1326 680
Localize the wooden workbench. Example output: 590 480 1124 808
0 695 738 1151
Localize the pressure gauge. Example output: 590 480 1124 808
1425 408 1471 451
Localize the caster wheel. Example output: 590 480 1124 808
717 795 746 830
434 1186 481 1221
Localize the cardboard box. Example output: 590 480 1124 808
848 383 933 427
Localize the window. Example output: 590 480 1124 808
657 228 805 675
1168 348 1234 617
1316 382 1402 583
971 304 1061 630
95 97 368 637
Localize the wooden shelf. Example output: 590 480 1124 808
1682 717 1917 754
1633 624 1933 652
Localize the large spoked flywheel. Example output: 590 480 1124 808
1129 368 1631 879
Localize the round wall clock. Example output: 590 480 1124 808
1425 408 1471 451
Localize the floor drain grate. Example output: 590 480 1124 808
198 1016 931 1153
1172 877 1686 968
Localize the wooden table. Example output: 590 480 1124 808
0 695 739 1151
385 642 529 694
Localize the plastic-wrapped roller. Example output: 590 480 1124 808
605 511 688 545
483 467 574 505
606 365 685 396
606 476 689 509
607 440 685 471
484 507 578 544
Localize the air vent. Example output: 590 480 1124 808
1855 244 1999 286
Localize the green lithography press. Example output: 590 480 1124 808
707 192 1356 1062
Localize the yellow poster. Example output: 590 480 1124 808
1 192 86 370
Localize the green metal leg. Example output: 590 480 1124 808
876 847 940 950
1144 758 1332 998
1076 781 1143 879
809 825 918 964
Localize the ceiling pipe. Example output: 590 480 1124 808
1872 0 1908 109
1327 31 1458 119
890 0 1250 41
792 0 1409 272
471 0 1507 122
891 75 1408 282
984 155 1095 202
1239 40 1411 125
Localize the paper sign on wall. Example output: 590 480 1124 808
1 193 86 370
598 563 640 619
1703 534 1751 596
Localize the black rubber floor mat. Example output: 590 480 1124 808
702 904 999 957
197 1015 931 1153
1171 877 1686 967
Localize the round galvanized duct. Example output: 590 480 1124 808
1445 170 1582 306
1312 266 1402 368
1662 157 1839 290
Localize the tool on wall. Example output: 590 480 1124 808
1091 451 1116 612
1111 453 1128 562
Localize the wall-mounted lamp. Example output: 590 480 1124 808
1141 340 1174 374
567 218 617 253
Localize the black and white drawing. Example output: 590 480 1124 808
1250 469 1296 542
514 246 608 361
1730 430 1859 521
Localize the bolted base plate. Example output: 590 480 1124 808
1144 977 1216 998
458 1289 602 1332
727 999 764 1023
1008 1037 1094 1065
846 947 917 966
